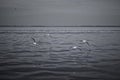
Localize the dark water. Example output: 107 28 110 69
0 27 120 80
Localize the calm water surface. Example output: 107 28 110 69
0 27 120 80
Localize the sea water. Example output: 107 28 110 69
0 27 120 80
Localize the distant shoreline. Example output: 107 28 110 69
0 25 120 27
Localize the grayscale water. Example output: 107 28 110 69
0 27 120 80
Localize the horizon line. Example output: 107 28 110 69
0 25 120 27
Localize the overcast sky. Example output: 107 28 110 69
0 0 120 26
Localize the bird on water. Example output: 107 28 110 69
31 37 37 45
79 40 90 46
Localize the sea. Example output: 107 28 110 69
0 26 120 80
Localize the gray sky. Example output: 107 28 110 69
0 0 120 26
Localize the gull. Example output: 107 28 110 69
31 37 37 45
31 37 51 45
71 46 82 51
46 33 50 36
79 40 90 46
79 39 92 51
80 39 97 47
45 33 53 38
72 46 78 49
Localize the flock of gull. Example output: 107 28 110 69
31 33 94 51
